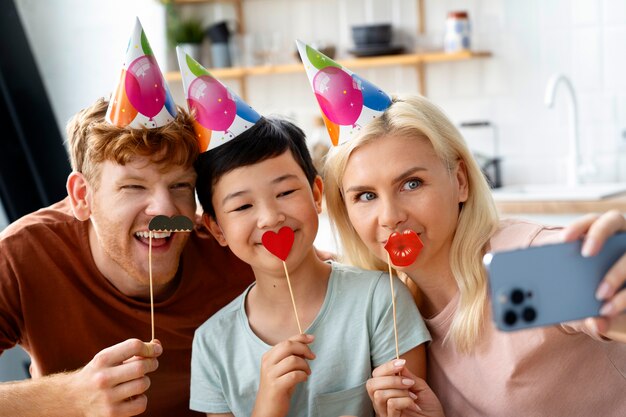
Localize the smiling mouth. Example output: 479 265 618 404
134 231 173 247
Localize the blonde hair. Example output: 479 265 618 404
65 98 199 187
323 94 499 353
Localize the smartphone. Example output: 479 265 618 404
484 232 626 332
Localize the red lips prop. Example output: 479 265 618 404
261 226 295 261
384 230 423 267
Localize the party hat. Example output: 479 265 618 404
296 40 392 146
105 18 177 129
177 47 261 152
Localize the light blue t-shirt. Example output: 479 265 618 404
190 262 431 417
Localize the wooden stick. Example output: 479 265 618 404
282 260 303 334
149 231 155 341
387 252 400 360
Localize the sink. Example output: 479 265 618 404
491 182 626 202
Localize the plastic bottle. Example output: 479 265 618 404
444 11 471 53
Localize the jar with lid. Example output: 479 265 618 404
444 11 471 53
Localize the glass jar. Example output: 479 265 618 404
444 11 471 53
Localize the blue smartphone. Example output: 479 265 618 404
484 232 626 331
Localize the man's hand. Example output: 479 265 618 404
69 338 162 416
0 338 162 417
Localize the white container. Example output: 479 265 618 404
444 11 471 53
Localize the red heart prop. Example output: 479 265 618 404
261 226 295 261
384 230 423 267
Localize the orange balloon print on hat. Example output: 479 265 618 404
109 69 139 127
193 120 213 152
321 112 340 146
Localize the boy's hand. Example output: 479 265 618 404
367 360 445 417
252 334 316 417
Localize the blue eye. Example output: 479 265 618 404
357 192 376 202
403 179 421 190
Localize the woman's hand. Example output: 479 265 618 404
251 333 316 417
562 210 626 341
366 359 445 417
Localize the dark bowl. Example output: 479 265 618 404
206 21 230 43
351 23 392 47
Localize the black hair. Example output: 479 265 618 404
195 117 318 218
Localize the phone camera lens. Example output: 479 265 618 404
522 307 537 322
503 310 518 326
510 289 525 305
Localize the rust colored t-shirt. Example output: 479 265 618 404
0 198 254 416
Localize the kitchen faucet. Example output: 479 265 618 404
544 74 583 186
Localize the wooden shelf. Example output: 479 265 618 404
173 0 239 4
166 1 486 98
495 195 626 215
165 50 491 82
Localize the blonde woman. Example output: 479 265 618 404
323 93 626 417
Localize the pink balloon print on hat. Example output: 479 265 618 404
313 66 363 126
188 75 236 132
125 55 166 119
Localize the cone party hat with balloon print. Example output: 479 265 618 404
106 18 177 129
177 47 303 333
177 47 261 152
295 39 392 146
297 40 423 358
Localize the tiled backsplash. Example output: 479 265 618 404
16 0 626 186
238 0 626 186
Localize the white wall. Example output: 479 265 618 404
424 0 626 186
15 0 166 134
232 0 626 187
14 0 626 187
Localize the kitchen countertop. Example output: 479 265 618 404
495 193 626 214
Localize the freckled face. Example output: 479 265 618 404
87 157 197 295
341 135 467 272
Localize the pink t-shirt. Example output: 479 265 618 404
426 219 626 417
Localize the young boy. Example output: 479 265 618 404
190 116 431 417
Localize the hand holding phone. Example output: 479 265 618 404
484 232 626 331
